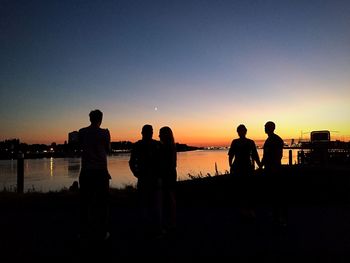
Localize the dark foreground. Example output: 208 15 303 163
1 165 350 262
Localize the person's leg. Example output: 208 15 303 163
165 190 177 230
150 179 163 237
95 176 110 239
79 175 93 238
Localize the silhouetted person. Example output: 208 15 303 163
129 124 162 238
261 121 286 227
69 180 79 192
159 126 177 234
78 109 111 240
228 124 261 222
261 121 283 175
229 124 261 176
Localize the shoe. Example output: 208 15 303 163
153 229 166 240
279 221 287 228
278 216 287 227
104 232 111 240
77 232 89 241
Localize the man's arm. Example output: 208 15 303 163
252 142 262 168
129 143 139 178
278 136 284 161
105 129 111 155
228 154 233 167
228 142 234 167
77 129 83 152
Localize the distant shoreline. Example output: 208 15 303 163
0 141 203 160
0 147 204 161
0 147 304 161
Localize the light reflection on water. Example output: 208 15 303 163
0 149 298 192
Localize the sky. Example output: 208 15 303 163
1 0 350 146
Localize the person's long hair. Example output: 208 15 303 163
159 126 177 167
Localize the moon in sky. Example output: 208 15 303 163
154 107 158 111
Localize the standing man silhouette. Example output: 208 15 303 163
129 124 162 238
261 121 286 227
78 109 111 240
228 124 261 221
261 121 284 175
228 124 261 176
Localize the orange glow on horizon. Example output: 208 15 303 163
3 121 350 146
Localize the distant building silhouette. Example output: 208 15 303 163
68 131 79 145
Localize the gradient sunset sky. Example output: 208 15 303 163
1 0 349 146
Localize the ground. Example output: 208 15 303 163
1 167 350 262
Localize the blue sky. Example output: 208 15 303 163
1 0 349 145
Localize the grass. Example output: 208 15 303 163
2 164 350 206
1 165 350 262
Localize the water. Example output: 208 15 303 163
0 149 298 192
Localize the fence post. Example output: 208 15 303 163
17 153 24 193
289 149 293 165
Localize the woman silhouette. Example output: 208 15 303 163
159 126 177 233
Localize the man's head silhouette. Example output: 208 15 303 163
237 124 247 138
141 124 153 140
264 121 276 135
89 109 103 126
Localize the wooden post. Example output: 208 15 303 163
17 153 24 193
289 149 293 165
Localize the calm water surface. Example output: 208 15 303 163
0 149 298 192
